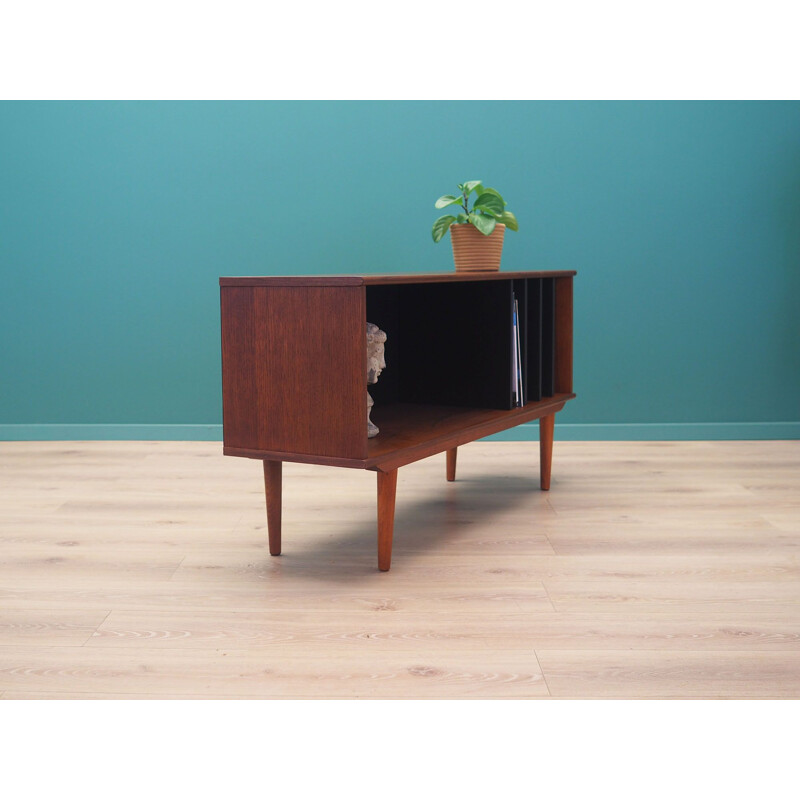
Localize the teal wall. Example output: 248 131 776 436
1 101 799 440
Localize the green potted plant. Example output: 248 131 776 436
432 181 519 272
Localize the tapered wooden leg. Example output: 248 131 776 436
539 414 554 491
377 468 398 571
446 447 457 482
263 460 282 556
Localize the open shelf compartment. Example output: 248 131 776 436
366 275 570 416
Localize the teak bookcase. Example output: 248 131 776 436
220 271 576 571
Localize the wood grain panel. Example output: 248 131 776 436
221 285 366 459
223 394 574 469
220 271 577 288
366 395 571 471
220 287 258 451
554 276 573 394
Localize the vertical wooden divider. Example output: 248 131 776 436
554 276 573 394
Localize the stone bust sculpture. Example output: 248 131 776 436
366 322 387 438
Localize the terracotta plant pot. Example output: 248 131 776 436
450 222 506 272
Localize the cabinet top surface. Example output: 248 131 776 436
220 270 576 287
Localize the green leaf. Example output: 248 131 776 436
432 215 456 242
473 192 505 217
435 194 461 209
497 210 518 231
468 212 497 236
479 187 506 206
456 213 468 223
462 180 482 195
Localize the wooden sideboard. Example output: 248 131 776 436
220 271 576 571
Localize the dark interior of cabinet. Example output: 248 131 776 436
366 279 558 413
512 278 528 404
541 278 555 397
527 278 542 402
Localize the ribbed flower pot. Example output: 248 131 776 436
450 222 505 272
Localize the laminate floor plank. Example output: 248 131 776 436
171 552 560 584
760 509 800 532
87 609 515 650
544 578 800 613
0 580 553 614
535 650 800 698
545 525 800 556
0 547 185 583
1 691 271 700
0 609 110 646
85 609 800 652
0 645 549 698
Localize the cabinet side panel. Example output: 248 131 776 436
222 285 367 460
221 287 259 449
554 276 574 394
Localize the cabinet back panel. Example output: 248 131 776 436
397 281 513 410
365 285 401 407
221 285 366 459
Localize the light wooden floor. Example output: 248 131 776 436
1 439 798 699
